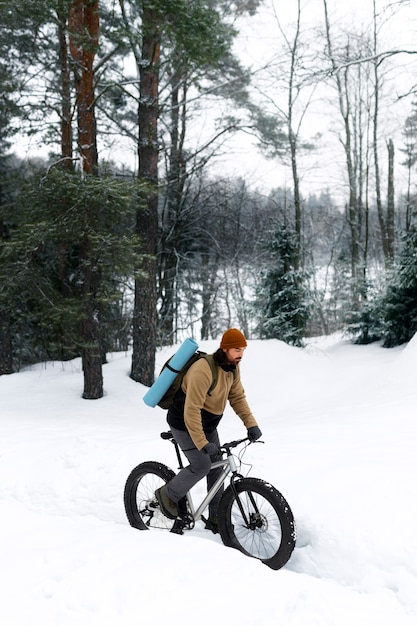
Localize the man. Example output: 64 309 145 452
155 328 262 533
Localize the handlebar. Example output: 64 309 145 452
220 437 249 452
160 431 262 453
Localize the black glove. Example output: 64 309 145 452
202 442 220 458
247 426 262 441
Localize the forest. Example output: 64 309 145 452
1 0 417 398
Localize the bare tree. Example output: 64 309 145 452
276 0 303 265
371 0 396 267
386 137 395 258
249 0 318 270
322 0 371 308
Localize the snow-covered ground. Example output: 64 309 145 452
1 334 417 625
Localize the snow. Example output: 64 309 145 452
1 334 417 625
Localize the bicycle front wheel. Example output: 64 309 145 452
124 461 176 531
217 477 296 570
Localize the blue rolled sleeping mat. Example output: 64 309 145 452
143 338 199 407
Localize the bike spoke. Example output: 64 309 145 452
124 462 176 531
218 477 295 569
231 491 283 559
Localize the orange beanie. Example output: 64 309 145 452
220 328 247 350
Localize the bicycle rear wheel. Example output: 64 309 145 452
217 477 296 570
124 461 176 531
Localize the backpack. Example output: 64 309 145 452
157 351 218 410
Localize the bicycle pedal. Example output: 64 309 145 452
170 518 186 535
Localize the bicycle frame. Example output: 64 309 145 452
165 432 243 525
185 456 238 522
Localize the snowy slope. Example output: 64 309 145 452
1 334 417 625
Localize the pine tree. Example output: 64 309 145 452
1 167 143 376
382 225 417 347
256 222 310 347
0 6 24 374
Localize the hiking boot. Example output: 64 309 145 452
155 485 178 520
204 516 219 534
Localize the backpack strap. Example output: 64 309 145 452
203 354 237 395
203 354 218 395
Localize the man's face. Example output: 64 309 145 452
224 347 246 366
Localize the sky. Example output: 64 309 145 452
217 0 417 199
1 332 417 625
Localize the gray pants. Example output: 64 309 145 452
166 426 223 519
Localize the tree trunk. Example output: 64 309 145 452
0 206 13 374
372 0 392 270
386 138 395 264
0 308 12 375
158 247 177 345
200 250 218 341
159 68 188 345
373 68 389 265
323 0 364 309
80 238 103 399
0 217 12 374
288 0 302 269
131 2 161 385
56 2 74 360
68 0 102 398
68 0 99 174
57 0 73 168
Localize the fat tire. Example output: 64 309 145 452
217 477 296 570
124 461 176 530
